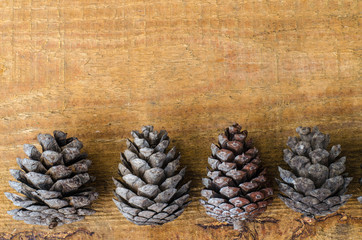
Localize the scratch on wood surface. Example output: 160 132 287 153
197 222 232 230
197 217 279 230
290 213 361 240
0 229 95 240
197 217 280 240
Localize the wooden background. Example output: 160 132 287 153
0 0 361 239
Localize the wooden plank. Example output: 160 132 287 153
0 0 361 239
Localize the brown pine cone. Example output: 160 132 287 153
5 131 98 228
200 123 273 230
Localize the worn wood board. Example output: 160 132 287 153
0 0 361 239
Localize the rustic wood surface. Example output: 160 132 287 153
0 0 361 239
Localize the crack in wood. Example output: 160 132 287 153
197 217 279 230
197 222 232 230
197 217 279 240
0 228 95 240
290 213 361 240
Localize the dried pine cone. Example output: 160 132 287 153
113 126 191 225
200 123 273 230
278 126 352 217
5 131 98 228
358 165 362 204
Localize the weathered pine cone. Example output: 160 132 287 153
358 164 362 204
278 126 352 217
200 123 273 230
113 126 191 225
5 131 98 228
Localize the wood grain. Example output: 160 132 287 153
0 0 361 239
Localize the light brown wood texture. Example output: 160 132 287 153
0 0 361 239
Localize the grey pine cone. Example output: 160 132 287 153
113 126 191 225
358 164 362 203
5 131 98 228
278 126 352 218
200 123 273 230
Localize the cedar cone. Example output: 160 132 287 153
113 126 191 225
200 123 273 230
5 131 98 228
278 126 352 217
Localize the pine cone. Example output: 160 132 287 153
200 123 273 230
277 126 352 217
358 165 362 204
5 131 98 228
113 126 191 225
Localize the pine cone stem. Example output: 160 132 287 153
233 220 245 230
302 215 316 225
